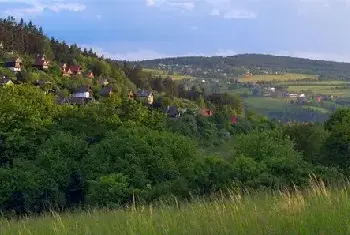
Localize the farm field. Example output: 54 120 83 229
2 183 350 235
286 85 350 97
239 73 317 82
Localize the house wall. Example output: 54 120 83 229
72 92 90 98
148 95 154 105
9 67 21 72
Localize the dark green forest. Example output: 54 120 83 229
1 17 350 217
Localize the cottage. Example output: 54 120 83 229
128 90 135 99
136 90 154 105
70 65 82 75
61 64 83 76
56 95 70 105
34 54 49 70
0 76 13 86
61 63 72 76
72 86 93 98
165 105 181 118
99 86 114 97
87 70 94 79
4 57 22 72
97 77 109 86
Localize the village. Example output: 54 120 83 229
0 54 208 119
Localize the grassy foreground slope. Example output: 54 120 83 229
2 182 350 235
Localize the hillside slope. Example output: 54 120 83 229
134 54 350 79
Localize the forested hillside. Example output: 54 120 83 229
135 54 350 79
1 17 350 218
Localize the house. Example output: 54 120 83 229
165 105 181 118
87 70 94 79
231 116 238 124
99 86 114 97
56 95 70 105
200 109 213 117
72 86 93 98
61 64 83 76
0 76 13 86
4 57 22 72
136 90 154 105
34 54 49 70
128 90 135 99
289 93 298 98
97 77 109 86
61 63 72 76
70 65 82 75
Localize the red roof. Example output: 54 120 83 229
69 66 82 73
200 109 213 117
231 116 238 124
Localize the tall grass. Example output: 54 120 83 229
2 181 350 235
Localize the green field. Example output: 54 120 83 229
2 182 350 235
239 73 317 82
143 68 194 80
244 97 295 112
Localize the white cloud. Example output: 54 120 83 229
0 0 86 17
210 8 220 16
224 9 256 19
145 0 195 11
146 0 156 7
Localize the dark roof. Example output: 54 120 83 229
34 80 52 86
69 66 82 73
74 85 91 93
5 57 21 63
0 76 11 84
70 97 95 105
137 90 153 97
99 86 114 96
56 96 70 105
165 105 180 117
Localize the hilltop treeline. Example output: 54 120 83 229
136 54 350 79
0 17 350 217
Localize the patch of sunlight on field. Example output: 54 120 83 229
143 68 194 80
2 181 350 235
239 73 317 82
286 85 350 96
302 106 329 113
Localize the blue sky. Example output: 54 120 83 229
0 0 349 61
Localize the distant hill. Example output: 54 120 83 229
132 54 350 80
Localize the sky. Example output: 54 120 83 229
0 0 350 61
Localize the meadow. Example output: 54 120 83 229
143 68 194 80
2 181 350 235
239 73 317 82
244 97 295 112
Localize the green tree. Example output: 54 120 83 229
87 173 131 207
